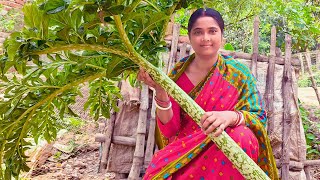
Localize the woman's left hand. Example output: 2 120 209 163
200 111 237 137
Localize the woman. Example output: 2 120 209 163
138 8 278 179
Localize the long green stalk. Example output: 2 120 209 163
114 15 270 179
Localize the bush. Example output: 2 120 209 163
298 70 320 87
299 103 320 160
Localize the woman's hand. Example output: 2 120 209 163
200 111 237 137
137 68 164 92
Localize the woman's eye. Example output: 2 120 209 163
209 30 217 34
194 31 202 35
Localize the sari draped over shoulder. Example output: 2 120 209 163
145 54 279 180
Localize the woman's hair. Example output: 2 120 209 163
187 8 224 34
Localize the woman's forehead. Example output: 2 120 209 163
191 16 220 30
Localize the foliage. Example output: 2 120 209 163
0 0 204 178
299 103 320 160
298 70 320 87
0 5 24 33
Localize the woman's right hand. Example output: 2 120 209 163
137 68 164 92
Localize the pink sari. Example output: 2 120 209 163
144 54 278 179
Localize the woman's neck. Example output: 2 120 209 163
192 53 218 72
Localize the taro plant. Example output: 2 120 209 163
0 0 270 179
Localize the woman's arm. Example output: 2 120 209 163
138 69 181 138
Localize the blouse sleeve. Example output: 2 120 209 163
156 96 181 138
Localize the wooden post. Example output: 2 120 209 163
316 52 320 70
304 166 312 180
281 34 292 180
99 112 116 172
178 42 187 61
265 26 276 135
128 84 149 179
251 16 260 77
144 92 156 169
298 53 305 74
305 52 320 105
167 24 180 74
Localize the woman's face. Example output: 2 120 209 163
189 16 222 57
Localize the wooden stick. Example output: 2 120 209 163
304 160 320 166
128 84 149 180
178 42 187 61
266 26 276 134
305 52 320 105
281 34 292 180
112 136 136 146
305 166 313 180
298 53 305 74
275 159 304 170
251 16 260 77
317 52 320 70
99 112 116 173
275 159 320 169
144 92 157 169
166 24 180 74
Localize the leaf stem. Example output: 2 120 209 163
31 44 131 59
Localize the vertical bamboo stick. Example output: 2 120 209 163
316 52 320 70
179 42 187 60
99 112 116 172
304 166 312 180
167 24 180 73
251 16 260 77
298 53 305 74
265 26 276 134
305 52 320 105
281 34 293 180
144 92 156 169
128 84 149 179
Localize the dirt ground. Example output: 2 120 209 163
22 122 115 180
23 88 320 180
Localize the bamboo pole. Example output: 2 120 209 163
99 112 116 173
266 26 276 135
316 52 320 70
281 34 293 180
298 53 305 74
166 24 180 74
144 92 156 169
178 42 187 60
128 84 148 180
251 16 260 77
304 166 313 180
305 52 320 105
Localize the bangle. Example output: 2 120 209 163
232 111 240 127
155 101 172 111
237 112 244 126
233 111 243 127
232 111 243 127
154 96 170 106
